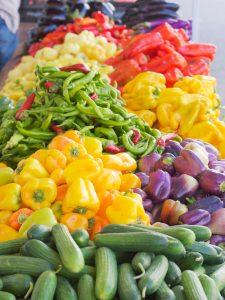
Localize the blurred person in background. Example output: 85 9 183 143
0 0 46 70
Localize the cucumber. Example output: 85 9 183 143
0 279 2 290
131 252 152 278
199 274 219 300
31 271 57 300
71 229 89 248
27 224 51 242
52 224 84 273
172 285 187 300
118 264 141 300
177 252 204 271
193 266 206 276
138 255 168 297
210 263 225 291
0 274 33 297
115 251 134 264
0 256 53 277
81 246 96 265
95 247 118 300
204 263 225 275
221 287 225 297
165 261 182 287
155 281 176 300
181 270 208 300
173 225 212 241
77 274 96 300
0 291 16 300
0 238 27 255
94 232 168 252
55 276 77 300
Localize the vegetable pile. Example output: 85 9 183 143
1 222 225 299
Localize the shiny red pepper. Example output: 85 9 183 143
15 92 36 120
105 144 126 154
60 64 90 73
164 67 183 87
44 81 56 90
178 43 217 60
90 92 98 100
132 129 141 145
184 58 210 76
51 124 64 134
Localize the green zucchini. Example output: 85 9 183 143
177 252 204 271
0 291 16 300
118 263 141 300
95 247 117 300
172 285 187 300
71 229 89 248
199 274 219 300
186 242 223 264
0 256 53 277
210 263 225 291
131 252 152 278
155 281 176 300
55 276 77 300
0 274 33 297
181 270 208 300
138 255 168 297
31 271 57 300
173 225 212 241
81 246 96 265
0 238 27 255
52 224 84 273
77 274 96 300
27 224 52 242
165 261 182 286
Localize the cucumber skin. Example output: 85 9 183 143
0 291 16 300
55 276 77 300
165 261 182 286
0 238 28 255
0 274 33 297
181 270 208 300
31 271 57 300
77 274 96 300
199 274 219 300
172 285 187 300
177 252 204 271
210 264 225 291
155 281 176 300
131 252 152 273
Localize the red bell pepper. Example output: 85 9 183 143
157 44 175 57
164 67 183 87
178 43 217 60
132 53 149 65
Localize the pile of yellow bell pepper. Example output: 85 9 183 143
0 31 116 102
123 72 225 157
0 130 150 241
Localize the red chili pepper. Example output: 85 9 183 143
44 81 55 90
164 67 183 87
157 132 179 147
90 92 98 100
15 92 36 120
59 64 90 73
51 124 64 134
178 43 217 60
132 129 141 145
184 59 210 76
152 23 177 41
105 144 126 154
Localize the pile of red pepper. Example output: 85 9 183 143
106 23 217 87
28 12 133 57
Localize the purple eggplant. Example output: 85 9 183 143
154 153 175 175
179 209 211 226
174 149 206 177
138 153 161 174
142 198 154 212
145 170 171 203
132 188 148 200
209 160 225 173
171 174 199 200
208 153 218 162
209 208 225 235
189 196 223 213
135 172 149 188
199 170 225 195
181 138 205 148
210 235 225 246
164 140 183 157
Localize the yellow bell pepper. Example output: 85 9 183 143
21 178 57 210
115 153 137 173
63 177 100 218
44 149 67 174
62 142 88 163
0 183 21 211
51 201 63 221
92 168 121 192
60 213 88 232
106 193 150 225
0 211 12 224
19 208 57 237
156 103 174 128
0 224 19 241
0 167 14 186
81 136 102 158
120 174 141 192
50 168 66 186
31 149 50 166
14 157 49 186
132 109 157 127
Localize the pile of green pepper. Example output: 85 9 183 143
0 64 162 167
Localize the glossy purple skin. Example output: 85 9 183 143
164 140 183 157
189 196 223 213
181 138 205 148
174 149 206 177
210 235 225 245
135 172 149 188
179 209 211 226
199 170 225 195
154 153 175 175
208 153 218 162
171 174 199 200
151 204 162 221
209 160 225 173
204 142 220 158
146 170 171 203
138 153 161 175
132 188 148 200
143 198 154 212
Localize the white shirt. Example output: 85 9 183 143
0 0 21 33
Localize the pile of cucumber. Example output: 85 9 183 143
0 223 225 299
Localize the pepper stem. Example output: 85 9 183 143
32 190 45 203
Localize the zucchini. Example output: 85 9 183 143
173 225 212 241
55 276 77 300
77 274 96 300
27 224 51 242
199 274 219 300
210 263 225 291
0 291 16 300
0 256 53 277
94 232 168 252
0 238 27 255
31 270 57 300
118 263 141 300
155 281 176 300
131 252 152 278
52 224 84 273
95 247 117 300
0 274 33 297
138 255 168 297
181 270 208 300
71 229 89 248
177 252 204 271
172 285 187 300
81 246 96 265
165 261 182 286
